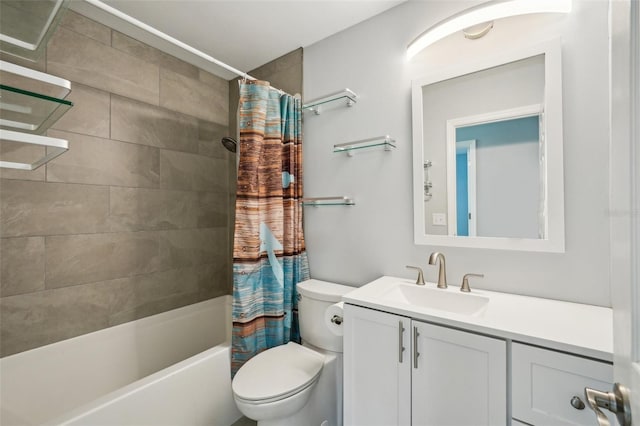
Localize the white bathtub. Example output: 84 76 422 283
0 296 242 426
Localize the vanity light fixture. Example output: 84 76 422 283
406 0 572 59
463 21 494 40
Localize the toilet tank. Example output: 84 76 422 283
297 279 354 352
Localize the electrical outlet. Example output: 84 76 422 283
432 213 447 226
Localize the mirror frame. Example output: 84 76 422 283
411 39 565 252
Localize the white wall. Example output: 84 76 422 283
303 0 611 306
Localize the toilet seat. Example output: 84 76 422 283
232 342 324 404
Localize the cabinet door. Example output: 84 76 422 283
511 343 614 425
343 304 411 426
411 321 507 426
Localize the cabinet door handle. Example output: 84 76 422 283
398 321 405 363
413 326 420 369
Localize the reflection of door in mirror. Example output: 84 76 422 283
455 140 476 237
422 54 545 238
452 114 541 239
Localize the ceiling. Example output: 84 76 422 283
70 0 405 80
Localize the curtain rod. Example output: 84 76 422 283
83 0 255 80
83 0 294 96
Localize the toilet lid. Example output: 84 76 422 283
232 342 324 403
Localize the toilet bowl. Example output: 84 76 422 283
231 279 353 426
232 342 323 421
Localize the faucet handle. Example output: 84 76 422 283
406 265 426 285
461 273 484 292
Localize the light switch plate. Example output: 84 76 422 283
432 213 447 226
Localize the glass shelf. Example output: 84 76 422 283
302 89 357 115
0 60 73 134
0 129 68 170
333 135 396 155
0 0 69 61
0 61 72 169
1 84 73 134
301 196 355 206
1 60 72 99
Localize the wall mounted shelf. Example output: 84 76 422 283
334 135 396 156
0 60 73 169
301 196 355 206
0 0 70 61
0 129 68 170
1 84 73 134
1 60 72 99
303 89 357 115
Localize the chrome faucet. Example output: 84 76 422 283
428 252 447 289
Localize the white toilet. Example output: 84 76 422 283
232 279 353 426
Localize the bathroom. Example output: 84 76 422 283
0 0 637 425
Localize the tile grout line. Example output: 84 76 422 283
0 174 230 193
108 89 112 140
1 225 229 240
48 126 208 157
43 233 49 292
7 263 226 301
108 75 113 232
6 260 224 299
60 16 111 48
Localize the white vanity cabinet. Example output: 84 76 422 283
341 277 614 426
344 304 507 426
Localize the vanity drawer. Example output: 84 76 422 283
511 343 614 426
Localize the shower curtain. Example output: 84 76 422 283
231 80 310 375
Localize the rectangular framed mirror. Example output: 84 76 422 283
412 40 565 252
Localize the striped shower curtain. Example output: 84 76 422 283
231 80 310 375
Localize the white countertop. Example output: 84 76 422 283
342 276 613 362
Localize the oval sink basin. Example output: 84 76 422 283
381 283 489 316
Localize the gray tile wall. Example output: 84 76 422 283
0 11 232 357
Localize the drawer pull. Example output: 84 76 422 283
570 396 585 410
